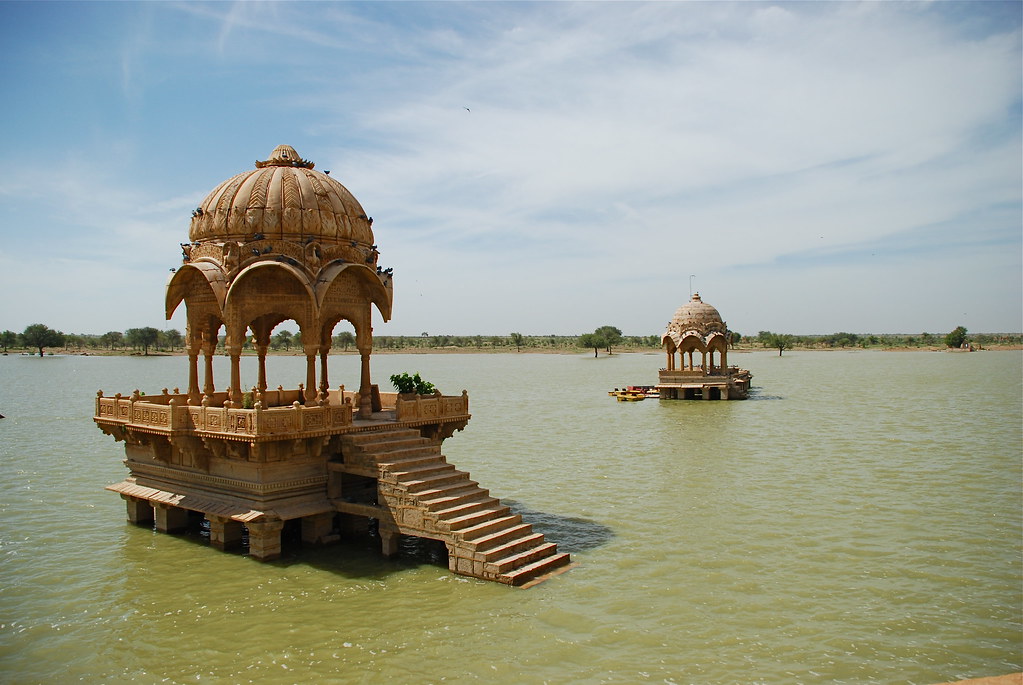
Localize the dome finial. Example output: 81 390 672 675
255 144 314 169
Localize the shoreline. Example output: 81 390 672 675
6 345 1021 358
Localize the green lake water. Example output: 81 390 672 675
1 349 1020 684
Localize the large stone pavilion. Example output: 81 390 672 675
95 145 570 585
656 293 752 400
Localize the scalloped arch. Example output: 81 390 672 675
165 261 228 320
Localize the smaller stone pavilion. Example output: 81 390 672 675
656 293 752 400
95 145 570 586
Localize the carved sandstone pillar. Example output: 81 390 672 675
301 513 334 546
380 529 400 557
319 348 330 395
251 323 272 393
256 343 269 393
186 328 201 403
154 503 189 533
303 345 318 405
246 519 284 561
208 515 244 550
358 351 372 418
223 327 246 405
202 337 217 398
228 349 243 405
122 496 154 525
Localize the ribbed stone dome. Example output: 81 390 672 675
188 145 375 247
670 293 725 334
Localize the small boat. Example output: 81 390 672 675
613 389 646 401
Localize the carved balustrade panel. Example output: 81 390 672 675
132 404 171 428
394 393 469 422
98 392 354 438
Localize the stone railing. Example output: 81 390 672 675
659 366 749 383
394 391 470 423
95 391 353 438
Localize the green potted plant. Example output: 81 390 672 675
389 372 436 397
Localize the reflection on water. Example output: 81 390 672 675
0 350 1020 683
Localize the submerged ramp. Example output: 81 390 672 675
334 428 571 585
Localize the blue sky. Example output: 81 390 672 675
1 1 1020 337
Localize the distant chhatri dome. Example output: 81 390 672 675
655 292 751 400
189 144 374 246
668 292 725 335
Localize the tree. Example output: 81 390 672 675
125 327 160 355
945 326 968 349
578 333 602 357
0 330 16 352
272 330 294 351
160 328 183 351
99 331 123 350
334 331 355 351
22 323 65 357
510 332 524 352
594 325 622 354
769 333 794 356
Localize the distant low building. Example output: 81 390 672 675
656 293 752 400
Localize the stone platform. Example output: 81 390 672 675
97 388 570 586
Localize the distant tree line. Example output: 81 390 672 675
1 323 1018 357
1 324 188 357
751 326 1013 355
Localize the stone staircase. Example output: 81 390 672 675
337 428 571 586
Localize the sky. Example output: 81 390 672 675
0 1 1020 338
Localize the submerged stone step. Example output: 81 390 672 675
340 425 571 587
499 552 572 586
480 531 546 562
487 541 559 575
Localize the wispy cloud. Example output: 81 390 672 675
1 1 1019 335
